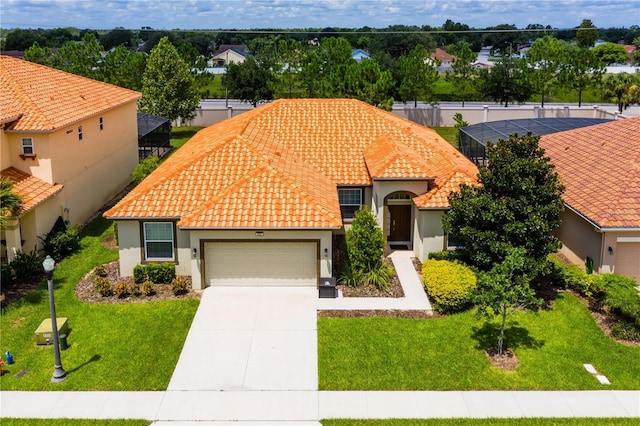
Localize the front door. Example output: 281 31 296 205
388 205 411 242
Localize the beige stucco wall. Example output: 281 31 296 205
601 231 640 275
4 102 138 228
555 209 603 271
370 180 429 228
414 209 446 261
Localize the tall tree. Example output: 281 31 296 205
223 57 275 107
300 37 354 98
99 45 147 91
0 178 24 230
476 247 542 356
397 44 439 107
526 36 565 107
575 19 599 48
272 38 306 98
139 36 200 123
560 45 605 107
23 42 54 66
53 32 103 79
602 72 639 113
443 133 565 276
345 59 395 110
446 40 479 107
481 56 532 107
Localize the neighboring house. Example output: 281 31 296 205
351 48 371 62
0 55 141 261
105 99 478 289
539 117 640 282
210 45 249 67
430 47 456 73
137 113 171 161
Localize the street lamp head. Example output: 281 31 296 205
43 255 55 273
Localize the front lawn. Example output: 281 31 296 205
318 293 640 390
323 419 639 426
0 217 199 391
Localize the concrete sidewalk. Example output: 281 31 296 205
2 390 639 421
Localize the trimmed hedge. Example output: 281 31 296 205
547 256 603 298
133 263 176 284
422 259 477 314
598 273 640 326
427 250 465 263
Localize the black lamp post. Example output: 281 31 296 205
43 255 67 383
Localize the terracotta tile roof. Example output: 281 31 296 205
539 116 640 229
105 99 477 228
0 55 140 132
431 48 456 62
1 167 63 214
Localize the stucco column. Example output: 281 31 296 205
4 218 22 262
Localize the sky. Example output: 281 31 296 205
0 0 638 31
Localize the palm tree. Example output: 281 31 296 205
603 73 636 113
0 178 24 229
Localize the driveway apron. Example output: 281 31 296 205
168 286 318 391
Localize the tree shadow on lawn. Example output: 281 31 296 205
81 216 113 238
66 354 102 375
471 320 546 352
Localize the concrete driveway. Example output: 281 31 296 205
167 286 318 391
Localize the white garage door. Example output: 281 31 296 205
205 241 318 286
615 242 640 282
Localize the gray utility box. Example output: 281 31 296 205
319 277 337 298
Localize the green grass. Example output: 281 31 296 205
170 126 203 150
0 217 199 391
322 419 639 426
431 127 459 148
2 420 149 426
318 293 640 390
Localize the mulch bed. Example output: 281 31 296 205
318 309 433 318
486 347 520 370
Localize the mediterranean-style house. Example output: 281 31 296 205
105 99 477 289
0 55 141 261
539 116 640 282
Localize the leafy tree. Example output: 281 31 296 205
100 28 135 50
139 36 200 123
272 38 306 98
526 36 566 107
99 45 147 91
4 28 47 50
602 73 640 113
52 32 103 79
480 56 532 107
368 25 435 58
345 59 395 110
592 42 630 65
223 56 275 107
560 45 605 107
300 37 354 98
482 24 524 56
446 40 479 107
0 178 24 230
575 19 599 48
23 42 54 66
443 132 565 276
397 44 439 107
476 247 542 355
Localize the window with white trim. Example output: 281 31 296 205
338 188 363 219
21 137 34 155
143 222 174 260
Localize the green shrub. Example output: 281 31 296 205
130 281 141 296
346 207 385 272
145 263 176 284
113 281 130 298
422 259 477 314
610 321 640 342
10 249 42 283
94 277 113 297
131 155 159 184
555 261 603 298
93 264 108 278
133 265 147 284
362 262 394 290
339 262 364 287
1 262 14 285
427 250 465 262
597 273 640 325
170 276 190 295
40 226 80 261
141 280 156 296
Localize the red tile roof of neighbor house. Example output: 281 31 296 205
0 55 141 132
431 48 456 62
104 99 478 228
539 116 640 229
1 167 64 214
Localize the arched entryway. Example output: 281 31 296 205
385 191 415 246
